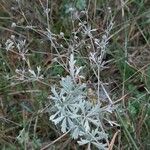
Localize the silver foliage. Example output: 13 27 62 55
49 54 110 150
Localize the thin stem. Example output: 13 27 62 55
116 110 139 150
40 130 71 150
97 65 100 105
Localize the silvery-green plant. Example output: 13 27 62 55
49 54 113 150
4 35 44 85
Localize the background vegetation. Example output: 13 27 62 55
0 0 150 149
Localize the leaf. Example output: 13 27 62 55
60 76 74 93
72 127 80 139
49 111 59 121
84 120 90 132
52 115 64 125
69 54 76 78
68 118 74 128
51 86 60 100
77 139 90 145
87 117 99 126
61 118 67 133
29 69 36 77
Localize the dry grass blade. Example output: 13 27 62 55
40 130 71 150
108 130 120 150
